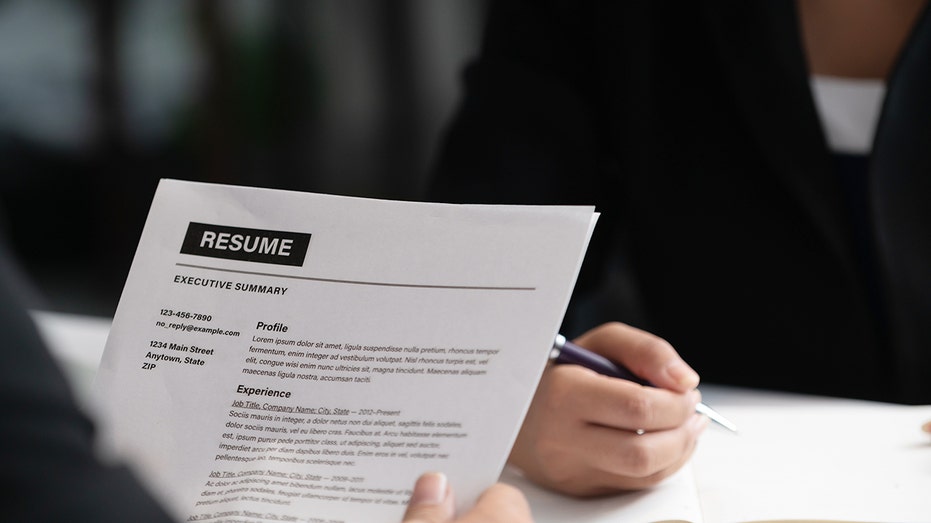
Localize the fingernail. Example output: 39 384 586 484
666 360 700 389
922 421 931 434
410 472 448 506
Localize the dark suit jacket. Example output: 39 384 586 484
430 1 931 403
0 268 174 520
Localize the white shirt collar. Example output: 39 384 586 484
809 75 885 155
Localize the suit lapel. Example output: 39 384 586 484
701 1 854 267
872 3 931 402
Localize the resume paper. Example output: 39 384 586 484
94 180 597 523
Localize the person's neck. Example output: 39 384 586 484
797 0 927 79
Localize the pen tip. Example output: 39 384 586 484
695 402 738 433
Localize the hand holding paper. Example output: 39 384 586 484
402 473 532 523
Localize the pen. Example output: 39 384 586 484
551 334 738 433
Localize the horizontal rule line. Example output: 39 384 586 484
175 263 537 291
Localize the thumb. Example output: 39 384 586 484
402 472 455 523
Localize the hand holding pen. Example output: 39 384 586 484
508 322 709 496
552 334 737 433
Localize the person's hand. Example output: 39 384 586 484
509 322 708 496
923 421 931 434
402 472 533 523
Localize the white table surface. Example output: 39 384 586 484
32 310 931 523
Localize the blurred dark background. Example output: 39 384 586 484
0 0 487 317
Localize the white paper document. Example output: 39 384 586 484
93 179 598 523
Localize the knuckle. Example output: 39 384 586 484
602 321 627 335
636 334 675 358
621 440 658 478
622 391 655 427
